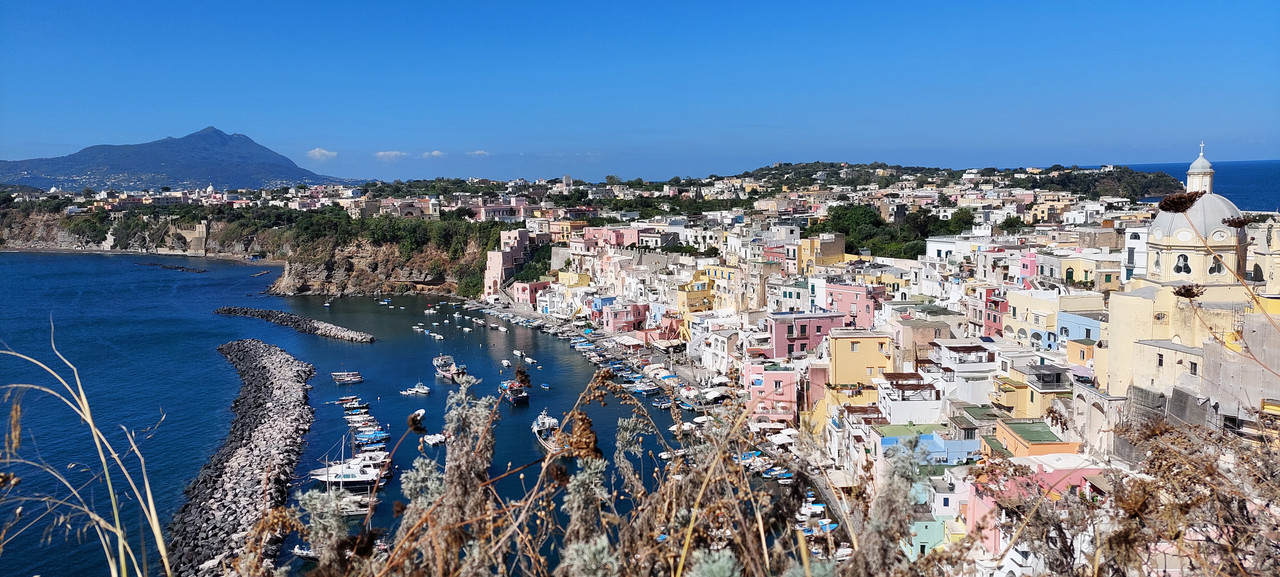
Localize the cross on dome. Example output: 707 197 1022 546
1199 141 1205 155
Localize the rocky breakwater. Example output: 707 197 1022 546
167 339 315 576
214 306 375 343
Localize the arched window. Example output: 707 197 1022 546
1130 232 1141 240
1153 252 1161 272
1209 256 1225 275
1065 267 1075 282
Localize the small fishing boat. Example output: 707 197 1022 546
331 371 363 384
498 326 509 332
633 382 662 396
462 327 472 332
524 357 535 364
336 395 358 404
341 400 369 410
540 383 551 390
513 349 523 357
422 433 446 446
292 545 319 561
433 333 445 340
499 380 529 406
651 396 673 410
501 359 512 367
434 355 459 380
400 381 431 396
489 323 499 330
531 409 562 452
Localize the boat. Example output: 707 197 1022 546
651 396 673 410
434 355 459 380
498 326 509 332
341 400 369 410
499 380 529 406
292 545 319 561
501 360 512 367
633 382 662 396
462 327 472 332
309 462 385 488
489 323 499 330
524 357 535 364
422 433 446 446
331 371 363 384
412 326 425 333
336 395 358 404
513 349 523 357
540 383 551 390
531 409 561 452
400 381 431 396
433 333 445 340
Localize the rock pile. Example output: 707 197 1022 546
214 306 375 343
167 339 315 576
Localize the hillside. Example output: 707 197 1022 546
0 127 353 191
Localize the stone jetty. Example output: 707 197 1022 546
214 306 375 343
167 339 315 576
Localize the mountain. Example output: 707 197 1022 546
0 127 356 190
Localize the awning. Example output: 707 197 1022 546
711 375 731 384
767 433 796 445
614 335 644 347
826 470 856 488
748 422 786 432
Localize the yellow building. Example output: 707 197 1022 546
557 270 591 288
797 233 846 275
702 264 744 311
826 328 894 400
1005 289 1105 350
675 271 714 315
1098 150 1280 397
1058 254 1123 291
989 363 1072 419
549 220 587 243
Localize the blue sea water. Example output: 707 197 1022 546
0 252 674 576
1127 159 1279 212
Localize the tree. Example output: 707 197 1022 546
999 215 1027 233
442 207 476 221
604 175 621 186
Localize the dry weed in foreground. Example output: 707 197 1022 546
1 332 172 577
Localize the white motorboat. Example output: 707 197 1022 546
433 333 445 340
462 327 473 332
331 371 363 384
524 357 535 364
309 462 384 487
498 326 509 332
513 349 523 357
400 381 431 396
501 359 512 367
531 409 562 452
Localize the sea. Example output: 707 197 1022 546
1127 159 1279 211
0 252 679 576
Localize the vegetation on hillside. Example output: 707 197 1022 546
805 204 975 259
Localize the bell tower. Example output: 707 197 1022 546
1187 142 1214 193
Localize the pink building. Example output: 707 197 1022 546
1017 252 1037 287
764 311 845 359
966 454 1103 558
484 250 516 297
824 283 886 329
583 226 640 247
744 362 799 424
602 302 649 333
511 280 551 306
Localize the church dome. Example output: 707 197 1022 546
1149 192 1242 245
1189 152 1213 173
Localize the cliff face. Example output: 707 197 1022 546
0 212 274 258
269 238 485 296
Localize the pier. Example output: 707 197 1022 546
167 339 315 576
214 306 375 343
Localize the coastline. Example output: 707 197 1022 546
0 245 287 267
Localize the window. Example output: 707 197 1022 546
1174 254 1192 274
787 344 795 354
1190 361 1198 376
800 343 807 351
774 380 782 390
878 342 886 353
879 368 885 375
799 325 807 336
943 497 950 507
1209 256 1225 275
1105 274 1112 283
1157 353 1164 367
1153 252 1161 272
815 326 822 334
1061 326 1069 337
851 342 860 352
786 325 794 337
866 367 874 376
1085 328 1092 339
1029 390 1035 402
1079 350 1085 360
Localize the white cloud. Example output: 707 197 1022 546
465 150 490 157
422 150 445 158
307 147 337 161
375 150 408 161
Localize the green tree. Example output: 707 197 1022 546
999 215 1027 233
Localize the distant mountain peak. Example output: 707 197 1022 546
0 128 356 190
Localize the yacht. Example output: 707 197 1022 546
400 381 431 396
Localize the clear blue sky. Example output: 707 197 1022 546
2 1 1277 182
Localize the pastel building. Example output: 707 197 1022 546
763 311 845 359
745 361 800 424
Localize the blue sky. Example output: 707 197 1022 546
2 1 1277 181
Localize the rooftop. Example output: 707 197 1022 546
875 423 946 438
1003 419 1064 444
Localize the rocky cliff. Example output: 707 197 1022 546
269 238 486 296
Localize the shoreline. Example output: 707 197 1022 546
0 245 287 266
